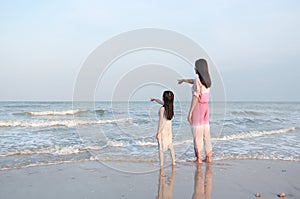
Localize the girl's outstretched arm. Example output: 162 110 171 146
178 79 194 85
150 98 164 105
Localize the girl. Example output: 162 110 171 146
178 59 212 163
151 91 176 167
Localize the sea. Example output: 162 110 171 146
0 101 299 172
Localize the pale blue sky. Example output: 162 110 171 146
1 0 299 101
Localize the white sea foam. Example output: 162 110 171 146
213 154 300 162
0 159 88 171
107 141 124 147
0 118 130 128
2 145 103 157
213 127 296 141
27 109 81 116
135 140 157 146
21 109 106 116
173 140 193 146
105 140 159 148
89 155 157 163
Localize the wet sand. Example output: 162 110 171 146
0 160 299 198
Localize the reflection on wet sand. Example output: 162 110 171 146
192 164 212 199
156 166 175 199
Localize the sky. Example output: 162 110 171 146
0 0 300 101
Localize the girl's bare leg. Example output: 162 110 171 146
159 148 164 167
169 145 176 165
158 141 164 167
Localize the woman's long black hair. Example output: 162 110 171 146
195 59 211 88
163 91 174 120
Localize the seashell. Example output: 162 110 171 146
255 193 261 197
277 193 286 198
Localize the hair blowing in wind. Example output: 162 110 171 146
163 91 174 120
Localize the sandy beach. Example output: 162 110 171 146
0 160 299 199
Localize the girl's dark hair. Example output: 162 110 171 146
163 91 174 120
195 59 211 88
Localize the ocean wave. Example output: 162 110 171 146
107 141 124 147
0 118 130 128
0 159 89 171
213 127 296 141
173 140 193 146
26 109 80 116
135 140 157 146
89 155 157 163
0 145 103 157
3 105 31 108
1 153 298 171
229 110 266 116
105 140 157 148
102 139 190 148
213 154 300 162
14 109 106 116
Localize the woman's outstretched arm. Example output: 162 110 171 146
178 79 194 85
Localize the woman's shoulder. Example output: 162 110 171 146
194 77 209 93
193 77 201 88
194 77 201 84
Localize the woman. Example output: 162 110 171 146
178 59 212 163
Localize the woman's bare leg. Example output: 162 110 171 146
193 126 204 163
203 125 212 163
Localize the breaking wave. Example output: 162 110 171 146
14 109 106 116
213 127 297 141
0 118 130 128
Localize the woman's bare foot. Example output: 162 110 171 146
194 158 202 164
205 156 211 163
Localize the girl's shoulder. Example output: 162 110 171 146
159 106 166 117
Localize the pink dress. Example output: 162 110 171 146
191 78 212 158
191 78 210 126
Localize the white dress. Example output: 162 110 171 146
158 107 173 151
